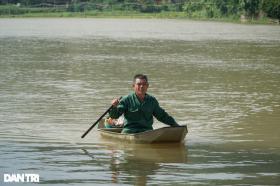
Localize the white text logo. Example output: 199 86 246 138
4 173 40 183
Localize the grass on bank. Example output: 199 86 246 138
0 5 277 25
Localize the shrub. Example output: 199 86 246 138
262 0 280 20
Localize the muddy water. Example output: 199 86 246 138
0 18 279 185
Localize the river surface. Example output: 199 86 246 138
0 18 280 185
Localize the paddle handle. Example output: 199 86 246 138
81 105 113 138
81 97 122 138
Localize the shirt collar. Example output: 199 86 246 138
133 92 148 104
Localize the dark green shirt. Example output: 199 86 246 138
109 92 179 133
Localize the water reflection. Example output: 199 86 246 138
82 142 187 185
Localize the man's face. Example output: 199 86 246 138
133 78 149 96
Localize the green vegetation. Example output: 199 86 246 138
0 0 279 24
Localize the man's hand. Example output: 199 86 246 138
111 98 121 107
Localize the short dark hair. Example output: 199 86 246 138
133 74 148 83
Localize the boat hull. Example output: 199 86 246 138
98 120 188 143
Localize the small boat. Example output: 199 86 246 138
98 119 188 143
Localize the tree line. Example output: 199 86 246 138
0 0 279 21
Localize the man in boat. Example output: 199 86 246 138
109 74 179 134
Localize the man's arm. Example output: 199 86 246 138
153 98 179 127
109 98 126 119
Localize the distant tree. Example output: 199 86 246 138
262 0 280 20
244 0 261 18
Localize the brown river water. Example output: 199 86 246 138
0 18 280 185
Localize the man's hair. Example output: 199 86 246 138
133 74 148 83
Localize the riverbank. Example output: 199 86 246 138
1 10 278 25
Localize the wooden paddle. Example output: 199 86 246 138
81 97 121 138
